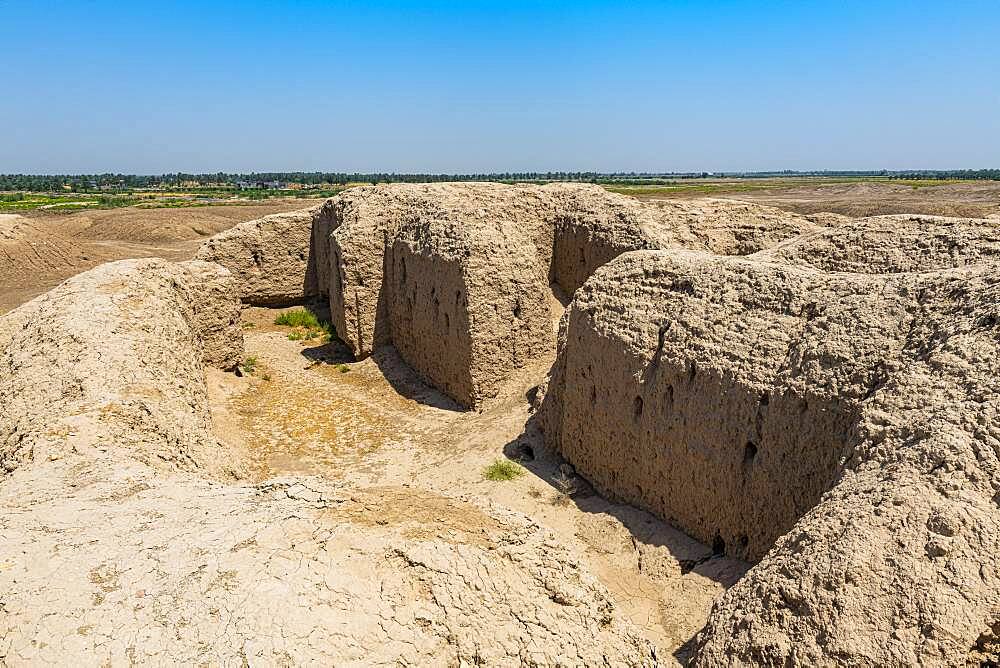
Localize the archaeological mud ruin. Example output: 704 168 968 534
3 183 999 665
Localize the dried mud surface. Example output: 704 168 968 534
207 307 749 662
0 263 664 666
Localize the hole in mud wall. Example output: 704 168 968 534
632 396 644 420
743 441 758 466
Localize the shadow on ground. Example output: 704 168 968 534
502 409 751 665
299 337 465 413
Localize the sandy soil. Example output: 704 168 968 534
640 181 1000 218
0 201 315 314
207 306 749 663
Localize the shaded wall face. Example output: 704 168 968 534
326 238 352 351
386 240 474 406
550 223 647 297
326 220 391 359
552 305 856 562
307 204 336 299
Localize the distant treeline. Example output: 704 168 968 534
1 169 998 192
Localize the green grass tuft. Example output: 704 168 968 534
241 356 258 375
274 308 321 329
275 308 335 344
483 458 525 482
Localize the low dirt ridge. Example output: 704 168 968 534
0 259 655 665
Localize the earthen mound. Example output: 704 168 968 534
0 258 245 477
537 215 1000 665
0 259 656 665
195 201 337 306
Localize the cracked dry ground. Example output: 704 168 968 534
208 307 749 662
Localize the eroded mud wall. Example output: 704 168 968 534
463 233 552 405
387 238 475 404
549 218 649 296
552 312 857 561
541 221 1000 665
693 269 1000 667
385 218 553 407
0 258 246 478
542 252 895 560
195 204 332 306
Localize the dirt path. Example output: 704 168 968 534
208 307 749 663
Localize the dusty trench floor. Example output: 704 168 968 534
207 306 749 664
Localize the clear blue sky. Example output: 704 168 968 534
1 0 998 173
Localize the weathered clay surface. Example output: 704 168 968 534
387 216 552 405
0 259 656 666
0 258 245 478
767 213 1000 273
194 201 336 306
199 184 823 408
538 215 1000 666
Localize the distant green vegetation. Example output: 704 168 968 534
483 458 526 482
2 169 994 212
0 184 345 213
1 170 998 194
0 192 114 213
